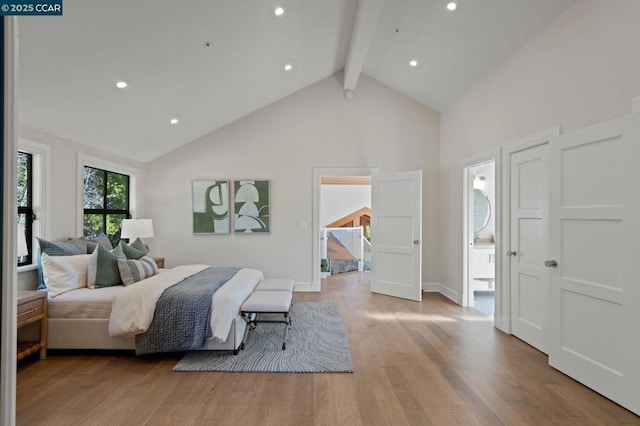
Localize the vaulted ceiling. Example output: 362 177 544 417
18 0 577 162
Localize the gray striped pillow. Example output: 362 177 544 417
117 255 159 286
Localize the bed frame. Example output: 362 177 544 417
48 315 247 353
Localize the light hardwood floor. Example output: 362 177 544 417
17 272 640 425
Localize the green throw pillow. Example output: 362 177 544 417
37 236 87 256
118 241 147 259
129 237 149 255
87 244 126 288
87 232 113 253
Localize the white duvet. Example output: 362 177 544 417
108 265 263 342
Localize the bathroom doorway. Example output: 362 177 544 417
463 159 497 318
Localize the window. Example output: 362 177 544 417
17 151 34 266
17 139 50 269
83 166 130 246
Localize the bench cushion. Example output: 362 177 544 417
242 291 292 313
255 278 295 292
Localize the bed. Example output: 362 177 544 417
47 265 263 351
42 236 264 353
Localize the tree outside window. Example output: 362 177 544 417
83 166 130 246
17 151 34 266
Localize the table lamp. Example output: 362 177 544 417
121 218 154 247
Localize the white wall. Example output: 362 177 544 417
320 184 370 227
144 73 440 286
17 126 145 290
439 0 640 300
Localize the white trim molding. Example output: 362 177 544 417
1 16 18 426
494 314 511 333
422 282 462 305
293 282 313 292
500 125 560 153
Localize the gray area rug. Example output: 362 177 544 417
173 301 354 373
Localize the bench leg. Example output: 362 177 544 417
242 308 292 351
240 313 252 350
282 313 292 350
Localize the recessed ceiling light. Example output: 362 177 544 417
446 1 457 11
116 81 127 89
284 64 293 71
409 59 418 67
274 7 284 16
170 118 179 125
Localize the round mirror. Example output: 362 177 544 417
473 189 491 233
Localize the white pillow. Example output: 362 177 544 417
41 253 90 297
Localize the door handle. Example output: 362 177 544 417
507 251 517 256
413 240 420 245
544 260 558 268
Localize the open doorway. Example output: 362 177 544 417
320 176 371 278
312 168 378 291
462 159 497 318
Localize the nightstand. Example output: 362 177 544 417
153 257 165 268
17 291 47 361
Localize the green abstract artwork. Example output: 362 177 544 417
192 180 230 234
234 180 270 233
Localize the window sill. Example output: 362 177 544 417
18 264 38 273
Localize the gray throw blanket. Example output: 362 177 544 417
135 266 240 355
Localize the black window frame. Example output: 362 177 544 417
17 151 34 267
83 166 131 246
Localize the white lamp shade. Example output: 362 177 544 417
17 225 29 257
121 219 154 239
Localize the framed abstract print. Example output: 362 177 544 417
192 179 230 234
234 180 270 233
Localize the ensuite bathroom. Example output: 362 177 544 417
470 161 496 317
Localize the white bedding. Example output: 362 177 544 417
48 285 122 319
108 265 263 342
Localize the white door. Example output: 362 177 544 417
371 170 422 301
509 144 549 353
548 114 640 415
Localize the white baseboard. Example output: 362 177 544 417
301 278 508 332
294 282 315 292
422 282 462 305
494 315 511 334
422 282 443 292
426 283 512 334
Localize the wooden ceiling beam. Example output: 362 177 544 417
321 176 372 185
